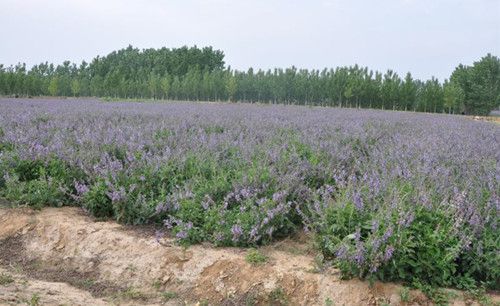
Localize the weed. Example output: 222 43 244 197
269 287 288 305
152 279 162 290
245 249 268 265
0 273 14 285
325 297 334 306
308 254 326 273
161 291 178 301
198 299 209 306
76 278 95 289
245 292 258 306
399 286 411 303
414 282 456 306
117 287 148 300
465 286 494 306
28 293 41 306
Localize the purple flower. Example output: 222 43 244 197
353 192 363 211
272 190 287 203
176 231 188 239
266 226 274 238
382 227 393 242
354 244 365 265
231 224 243 242
354 228 361 242
155 230 163 243
2 97 498 277
201 196 213 210
335 245 348 259
383 246 395 261
74 181 89 195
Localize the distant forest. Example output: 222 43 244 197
0 45 498 115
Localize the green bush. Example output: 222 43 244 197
1 173 67 208
81 180 114 219
312 181 500 291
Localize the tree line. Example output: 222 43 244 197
0 45 498 115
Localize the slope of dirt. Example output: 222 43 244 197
0 207 497 305
0 266 109 306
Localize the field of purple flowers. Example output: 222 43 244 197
0 98 498 290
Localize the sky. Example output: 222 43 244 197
0 0 499 81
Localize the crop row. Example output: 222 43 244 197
0 98 498 290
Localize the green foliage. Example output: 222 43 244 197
13 159 45 181
0 157 84 208
203 124 225 134
324 297 334 306
1 173 67 208
443 80 465 114
0 141 14 153
76 278 96 290
161 291 178 301
451 53 500 115
413 282 456 306
70 79 81 96
1 46 497 116
399 287 410 303
0 273 14 285
245 249 268 265
28 293 41 306
81 180 114 219
151 279 162 290
454 226 500 290
268 287 288 305
48 76 58 96
198 299 209 306
226 74 237 101
464 286 494 306
382 208 459 287
117 287 148 300
0 95 498 299
313 181 499 292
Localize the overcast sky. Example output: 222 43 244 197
0 0 499 80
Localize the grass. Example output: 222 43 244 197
464 287 495 306
161 291 178 301
245 249 268 265
28 293 41 306
75 278 96 290
414 282 458 306
244 292 258 306
115 287 149 300
269 287 288 305
0 272 14 285
308 254 328 273
152 279 162 290
399 287 410 303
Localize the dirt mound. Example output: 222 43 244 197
0 207 496 305
0 266 109 306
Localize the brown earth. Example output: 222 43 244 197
471 115 500 124
0 207 497 306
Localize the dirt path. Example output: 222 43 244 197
0 207 496 305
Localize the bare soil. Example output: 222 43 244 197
471 115 500 124
0 207 497 305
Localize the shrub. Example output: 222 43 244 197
0 99 498 291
